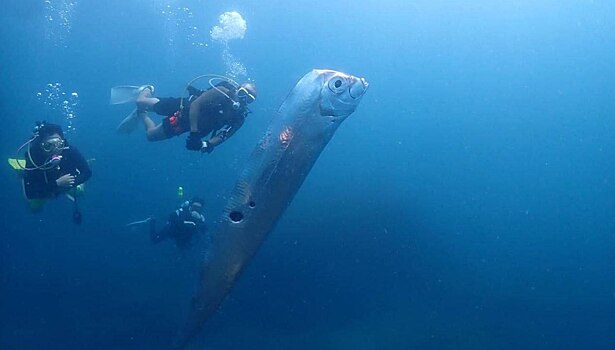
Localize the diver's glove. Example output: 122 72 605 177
186 132 203 151
201 140 214 154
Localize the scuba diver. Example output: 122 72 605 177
127 196 207 250
11 122 92 222
111 75 257 153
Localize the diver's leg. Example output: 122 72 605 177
145 126 170 142
136 87 159 111
117 87 161 135
139 111 171 141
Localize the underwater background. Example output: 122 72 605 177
1 0 615 349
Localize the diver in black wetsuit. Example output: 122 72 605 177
148 197 207 250
115 77 257 153
19 122 92 216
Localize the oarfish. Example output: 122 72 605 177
175 69 368 348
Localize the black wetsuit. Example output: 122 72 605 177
23 146 92 200
154 83 247 139
150 203 206 249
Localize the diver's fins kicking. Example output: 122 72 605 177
116 108 140 134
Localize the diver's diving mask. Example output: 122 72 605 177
237 87 256 104
41 137 66 153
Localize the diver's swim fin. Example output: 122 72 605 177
116 108 141 134
109 85 155 104
8 158 26 171
110 86 141 104
126 217 153 227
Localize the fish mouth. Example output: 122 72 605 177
349 77 369 99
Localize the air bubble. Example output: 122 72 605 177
159 3 209 51
37 82 80 134
44 0 78 47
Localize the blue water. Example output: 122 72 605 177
2 0 615 349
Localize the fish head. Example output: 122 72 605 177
316 69 369 118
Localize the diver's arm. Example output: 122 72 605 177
188 88 227 133
187 87 231 151
69 147 92 186
173 208 201 230
194 212 206 233
190 211 205 225
186 93 212 150
188 94 206 133
207 117 245 149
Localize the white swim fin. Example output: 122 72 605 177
116 108 140 134
110 85 141 104
110 85 155 104
126 217 153 227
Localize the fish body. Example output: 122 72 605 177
175 69 368 348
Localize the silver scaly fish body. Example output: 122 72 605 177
175 69 368 348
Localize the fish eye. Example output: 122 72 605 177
328 76 347 94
